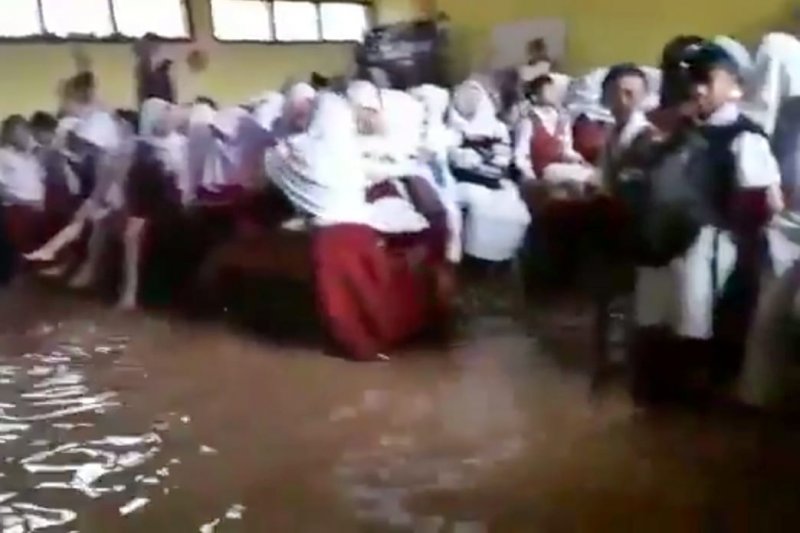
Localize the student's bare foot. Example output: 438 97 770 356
375 353 390 362
24 248 57 263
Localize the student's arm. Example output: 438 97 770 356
513 118 536 180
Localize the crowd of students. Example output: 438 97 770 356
1 31 799 410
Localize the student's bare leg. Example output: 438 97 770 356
117 216 147 310
25 200 99 262
69 213 111 289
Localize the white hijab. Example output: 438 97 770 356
265 92 370 226
448 80 506 140
186 102 216 197
347 79 382 112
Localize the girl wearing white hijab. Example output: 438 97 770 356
263 93 434 361
272 82 316 139
743 33 800 207
448 79 530 263
346 80 433 235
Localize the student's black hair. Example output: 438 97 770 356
523 74 554 101
682 43 740 84
0 115 28 145
601 63 649 105
115 109 140 134
310 72 330 90
29 111 58 132
195 96 218 109
659 35 705 107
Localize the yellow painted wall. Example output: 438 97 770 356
437 0 792 77
0 0 422 117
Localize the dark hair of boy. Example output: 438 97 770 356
523 74 554 101
601 63 649 104
0 115 28 145
29 111 58 132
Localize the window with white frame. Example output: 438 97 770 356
211 0 371 43
0 0 190 39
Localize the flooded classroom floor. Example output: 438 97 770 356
1 283 800 533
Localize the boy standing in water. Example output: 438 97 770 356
632 43 784 405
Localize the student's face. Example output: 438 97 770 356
690 68 739 119
609 75 648 122
454 86 482 119
286 99 314 131
32 129 55 148
355 107 383 135
537 83 558 106
8 123 33 150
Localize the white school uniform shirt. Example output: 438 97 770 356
263 93 375 228
634 102 782 339
600 110 653 187
0 147 46 207
513 104 581 181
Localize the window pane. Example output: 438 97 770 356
41 0 114 38
320 3 368 42
112 0 190 38
0 0 43 37
274 1 319 42
211 0 272 42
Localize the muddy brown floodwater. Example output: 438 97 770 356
1 282 800 532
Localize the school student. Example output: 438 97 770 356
0 116 47 256
263 93 433 361
513 74 595 193
631 43 784 404
448 79 530 263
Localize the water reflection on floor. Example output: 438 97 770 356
1 284 800 532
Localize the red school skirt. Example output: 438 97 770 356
311 223 431 361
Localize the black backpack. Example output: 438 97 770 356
617 116 765 267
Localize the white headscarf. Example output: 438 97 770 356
745 32 800 135
448 80 506 140
139 98 176 139
264 92 370 226
285 82 316 105
347 80 382 112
